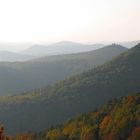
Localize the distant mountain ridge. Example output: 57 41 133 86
0 51 35 62
0 40 137 62
22 41 104 56
119 40 140 48
0 41 104 62
0 44 127 95
32 43 127 62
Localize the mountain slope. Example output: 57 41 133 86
0 44 127 94
12 93 140 140
44 93 140 140
0 44 138 134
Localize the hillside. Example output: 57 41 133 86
0 44 127 95
12 93 140 140
0 44 138 134
45 93 140 140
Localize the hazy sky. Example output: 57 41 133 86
0 0 139 44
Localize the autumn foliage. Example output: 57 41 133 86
7 93 140 140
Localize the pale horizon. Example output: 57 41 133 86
0 0 139 51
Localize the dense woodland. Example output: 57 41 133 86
0 44 139 134
6 93 140 140
0 44 140 140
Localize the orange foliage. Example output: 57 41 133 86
90 111 99 118
80 126 94 140
99 115 112 130
128 127 140 140
13 132 35 140
63 123 76 136
46 129 61 139
126 96 135 103
105 133 115 140
0 124 10 140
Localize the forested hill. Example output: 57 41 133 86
12 93 140 140
44 43 140 100
0 44 138 134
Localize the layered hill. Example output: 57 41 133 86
12 93 140 140
0 44 138 134
22 41 104 56
0 44 126 94
0 51 34 62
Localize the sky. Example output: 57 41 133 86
0 0 139 50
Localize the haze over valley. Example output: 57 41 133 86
0 0 139 139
